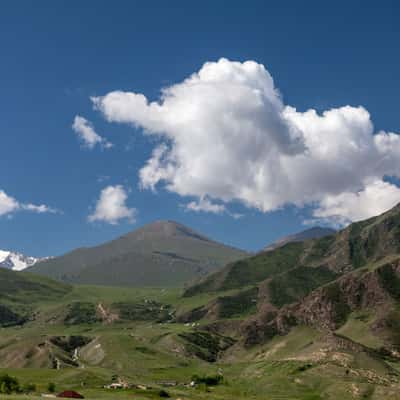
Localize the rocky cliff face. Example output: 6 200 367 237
240 258 400 346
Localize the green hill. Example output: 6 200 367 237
28 220 248 287
0 268 71 327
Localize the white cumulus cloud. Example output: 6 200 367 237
312 180 400 227
92 58 400 225
72 115 113 149
88 185 137 224
0 190 58 217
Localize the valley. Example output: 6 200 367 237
1 206 400 399
3 283 399 400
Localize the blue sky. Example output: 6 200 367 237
1 1 400 257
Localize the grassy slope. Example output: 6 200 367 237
186 203 400 298
0 269 70 302
184 242 305 296
0 269 71 326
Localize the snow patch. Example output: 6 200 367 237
0 250 46 271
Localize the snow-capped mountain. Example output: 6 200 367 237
0 250 43 271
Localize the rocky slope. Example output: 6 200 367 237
240 257 400 347
181 203 400 355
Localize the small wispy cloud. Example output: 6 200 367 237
0 190 59 217
185 197 226 214
183 197 244 219
72 115 113 149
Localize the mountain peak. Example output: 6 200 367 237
124 220 212 243
0 250 42 271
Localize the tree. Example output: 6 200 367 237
48 382 56 393
0 373 20 394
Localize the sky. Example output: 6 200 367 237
1 0 400 257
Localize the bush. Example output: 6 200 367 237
48 382 56 393
0 373 20 394
159 389 170 397
191 374 223 386
296 363 313 372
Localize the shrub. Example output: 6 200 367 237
48 382 56 393
296 363 313 372
159 389 170 397
191 374 223 386
0 373 20 394
22 383 36 393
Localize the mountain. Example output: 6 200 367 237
0 250 43 271
181 203 400 353
263 226 336 252
28 220 248 287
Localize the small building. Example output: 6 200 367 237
104 382 129 389
104 377 130 390
136 384 150 390
57 390 85 399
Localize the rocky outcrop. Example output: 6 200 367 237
295 259 400 330
241 258 400 346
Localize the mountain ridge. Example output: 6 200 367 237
263 226 336 252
